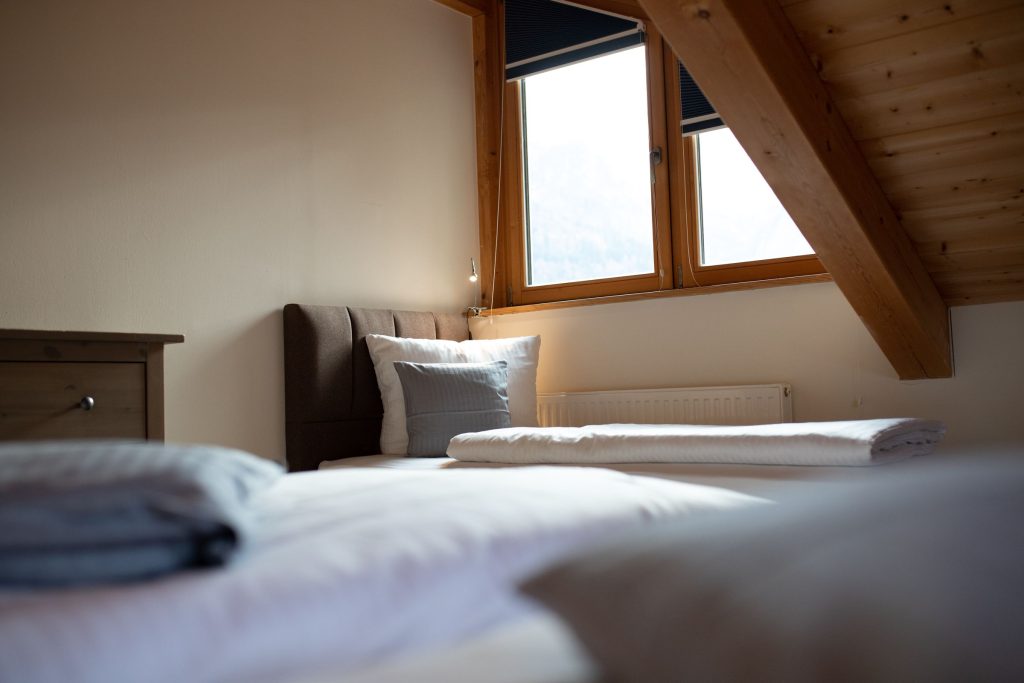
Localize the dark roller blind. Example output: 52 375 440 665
505 0 644 80
679 61 725 136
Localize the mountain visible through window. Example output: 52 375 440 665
521 46 654 286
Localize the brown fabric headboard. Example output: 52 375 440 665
282 304 470 472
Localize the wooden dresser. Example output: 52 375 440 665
0 330 184 442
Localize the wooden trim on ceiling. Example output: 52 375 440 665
638 0 953 379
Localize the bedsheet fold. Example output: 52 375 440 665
447 419 945 467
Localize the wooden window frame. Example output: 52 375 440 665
485 4 825 309
666 45 826 288
504 29 673 306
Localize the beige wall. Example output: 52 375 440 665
471 284 1024 450
0 0 480 460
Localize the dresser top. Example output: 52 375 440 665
0 330 184 344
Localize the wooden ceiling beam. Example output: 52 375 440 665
638 0 953 379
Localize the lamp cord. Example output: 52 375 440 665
489 76 506 323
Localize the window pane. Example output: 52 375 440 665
521 47 654 286
696 128 813 266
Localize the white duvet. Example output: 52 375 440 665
448 419 946 467
0 466 759 683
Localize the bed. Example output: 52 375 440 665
1 304 1018 683
283 303 1007 682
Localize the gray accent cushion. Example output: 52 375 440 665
523 457 1024 682
393 360 511 457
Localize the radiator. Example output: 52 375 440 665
537 384 792 427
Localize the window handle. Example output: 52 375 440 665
650 147 662 184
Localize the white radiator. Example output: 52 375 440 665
537 384 792 427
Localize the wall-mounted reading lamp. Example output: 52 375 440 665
467 257 488 317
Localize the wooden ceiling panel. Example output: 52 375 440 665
918 231 1024 273
860 112 1023 156
835 63 1024 140
779 0 1024 308
901 200 1024 242
932 266 1024 305
885 169 1022 212
861 113 1024 181
783 0 1019 53
817 7 1024 100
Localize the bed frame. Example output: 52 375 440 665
282 304 469 472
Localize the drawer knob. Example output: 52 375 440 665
79 396 96 411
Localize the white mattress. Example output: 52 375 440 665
0 465 758 683
303 612 596 683
319 454 899 500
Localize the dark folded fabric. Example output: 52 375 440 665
0 440 283 586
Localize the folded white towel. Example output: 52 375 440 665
0 440 283 586
447 419 946 467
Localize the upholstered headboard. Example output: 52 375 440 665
282 304 469 472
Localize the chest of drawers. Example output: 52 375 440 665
0 330 184 441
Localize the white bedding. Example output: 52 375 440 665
0 466 759 683
447 419 946 467
319 454 903 500
304 612 596 683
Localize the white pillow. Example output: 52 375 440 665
365 334 540 455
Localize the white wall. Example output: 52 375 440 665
0 0 480 460
471 283 1024 450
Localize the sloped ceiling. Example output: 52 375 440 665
780 0 1024 306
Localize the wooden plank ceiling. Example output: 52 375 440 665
780 0 1024 306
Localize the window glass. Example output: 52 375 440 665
521 46 654 286
695 127 813 266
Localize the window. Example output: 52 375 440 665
521 46 655 287
492 1 825 308
694 128 814 266
669 54 825 288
